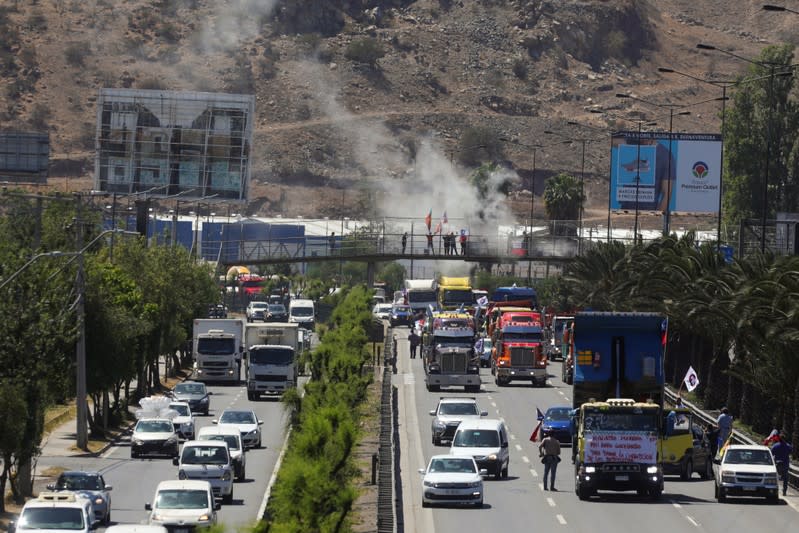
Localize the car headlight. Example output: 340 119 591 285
132 438 143 445
584 466 596 473
498 360 507 366
646 466 659 474
487 454 498 461
199 396 209 404
94 496 104 505
151 512 164 522
721 470 735 483
198 514 211 522
222 470 232 481
432 421 446 430
166 436 178 444
468 481 481 488
764 473 778 483
423 480 435 487
247 429 258 436
178 470 188 480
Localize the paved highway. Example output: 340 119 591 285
36 381 290 531
394 328 799 533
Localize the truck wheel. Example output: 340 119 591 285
247 391 255 401
238 466 246 481
501 464 508 479
681 459 693 481
576 484 588 501
701 459 712 480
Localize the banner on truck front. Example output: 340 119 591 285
584 432 658 463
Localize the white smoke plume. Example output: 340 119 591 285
199 0 278 53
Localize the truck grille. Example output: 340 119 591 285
735 473 766 483
600 464 641 473
440 353 469 373
509 347 534 366
254 374 288 381
203 361 230 368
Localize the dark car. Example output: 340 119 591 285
171 381 211 415
389 304 414 327
266 304 288 322
541 406 573 445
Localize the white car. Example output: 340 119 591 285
145 480 219 530
169 401 195 440
214 409 263 448
198 425 247 481
418 455 486 508
10 492 94 533
46 470 112 526
173 441 234 504
246 301 268 322
131 418 180 459
372 303 393 320
713 444 779 503
429 397 488 446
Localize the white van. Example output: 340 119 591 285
449 418 510 479
145 480 219 530
288 299 315 329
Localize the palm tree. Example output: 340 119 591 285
543 172 583 236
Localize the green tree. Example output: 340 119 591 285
542 172 583 235
0 382 28 512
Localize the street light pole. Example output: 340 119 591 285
634 119 642 245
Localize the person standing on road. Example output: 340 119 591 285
716 407 733 449
408 330 420 359
401 232 408 254
538 429 561 491
771 433 793 496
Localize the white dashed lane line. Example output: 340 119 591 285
522 456 530 464
515 444 522 452
556 515 567 525
529 468 538 477
546 497 556 507
686 516 700 528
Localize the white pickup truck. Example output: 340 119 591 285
713 444 779 503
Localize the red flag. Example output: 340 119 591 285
433 221 442 234
424 209 432 230
529 420 543 442
661 318 668 346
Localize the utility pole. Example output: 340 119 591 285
75 194 88 450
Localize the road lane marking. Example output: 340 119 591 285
557 391 564 396
564 397 571 402
556 515 567 525
538 482 545 491
686 516 699 528
672 501 682 508
515 444 522 452
404 373 415 385
522 456 530 464
529 468 538 477
546 497 555 507
491 401 497 408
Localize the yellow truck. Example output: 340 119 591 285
437 276 473 310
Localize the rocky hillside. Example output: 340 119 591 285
0 0 794 223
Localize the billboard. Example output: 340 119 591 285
0 132 49 184
610 132 722 213
94 89 254 201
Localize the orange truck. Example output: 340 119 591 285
490 317 547 387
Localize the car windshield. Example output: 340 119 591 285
724 449 774 465
175 384 206 395
251 303 268 310
268 304 286 313
56 473 103 491
439 403 479 416
202 434 240 451
291 307 313 317
392 306 411 313
452 429 499 447
181 446 228 465
155 489 209 510
170 404 191 416
428 458 477 474
137 420 174 433
220 411 256 424
546 407 572 421
19 507 85 530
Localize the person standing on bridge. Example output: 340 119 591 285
329 231 336 254
426 231 434 254
459 231 468 256
401 232 408 254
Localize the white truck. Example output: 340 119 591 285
404 279 438 314
244 322 299 400
193 319 244 383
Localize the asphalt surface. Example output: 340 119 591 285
35 375 293 531
393 328 799 533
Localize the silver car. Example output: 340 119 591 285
47 471 112 526
214 409 263 449
430 397 488 446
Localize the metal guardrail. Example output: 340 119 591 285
377 333 395 533
665 387 797 490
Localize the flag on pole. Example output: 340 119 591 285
529 407 546 442
718 433 734 458
442 211 448 224
764 429 780 446
661 318 669 347
683 366 699 392
433 220 442 234
425 209 432 230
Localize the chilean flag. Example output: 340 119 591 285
424 209 432 230
661 318 669 347
529 407 546 442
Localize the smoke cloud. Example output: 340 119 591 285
199 0 278 53
290 61 520 276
